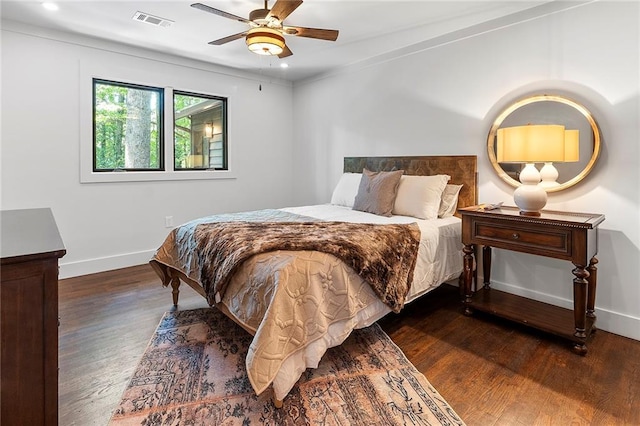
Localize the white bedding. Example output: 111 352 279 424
218 204 463 400
283 204 463 303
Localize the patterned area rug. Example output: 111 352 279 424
110 307 465 425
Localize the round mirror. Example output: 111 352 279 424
487 94 601 192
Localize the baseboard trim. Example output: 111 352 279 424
489 280 640 342
59 250 155 279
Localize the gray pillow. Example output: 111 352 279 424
438 184 463 218
353 169 404 216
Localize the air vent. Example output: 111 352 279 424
132 11 174 28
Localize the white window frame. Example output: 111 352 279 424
80 62 236 183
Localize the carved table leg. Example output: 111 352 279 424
572 263 590 355
462 244 475 316
482 245 492 290
587 257 599 319
170 274 181 307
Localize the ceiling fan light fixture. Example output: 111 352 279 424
246 27 285 56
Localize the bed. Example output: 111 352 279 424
150 155 477 405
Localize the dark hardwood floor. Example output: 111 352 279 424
59 264 640 425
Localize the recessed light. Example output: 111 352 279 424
42 2 59 11
280 63 289 69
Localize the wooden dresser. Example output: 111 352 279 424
459 205 605 354
1 208 66 425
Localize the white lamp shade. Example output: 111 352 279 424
564 129 580 162
497 124 566 163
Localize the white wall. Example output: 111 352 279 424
1 23 295 278
292 2 640 340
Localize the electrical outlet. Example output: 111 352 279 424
165 216 174 228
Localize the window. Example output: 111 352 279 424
93 79 163 171
174 91 227 170
88 77 229 181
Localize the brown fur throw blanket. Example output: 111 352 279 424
194 220 421 313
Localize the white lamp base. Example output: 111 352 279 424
539 162 560 188
514 163 547 216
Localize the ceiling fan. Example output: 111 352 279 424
191 1 339 58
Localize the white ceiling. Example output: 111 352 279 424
1 0 555 82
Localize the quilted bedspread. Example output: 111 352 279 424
150 209 424 399
194 218 420 313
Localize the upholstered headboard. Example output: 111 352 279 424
343 156 478 215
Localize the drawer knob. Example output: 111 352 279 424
512 233 520 240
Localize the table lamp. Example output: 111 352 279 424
497 124 566 216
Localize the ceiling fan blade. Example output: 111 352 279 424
191 3 251 24
278 44 293 58
267 0 303 21
284 26 339 41
208 32 248 45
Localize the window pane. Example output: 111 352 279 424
174 91 227 170
93 79 163 171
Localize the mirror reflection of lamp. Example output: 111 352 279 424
497 124 566 216
539 129 580 188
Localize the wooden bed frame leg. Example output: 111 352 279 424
273 396 283 409
170 275 181 307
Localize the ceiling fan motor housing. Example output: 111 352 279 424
249 8 271 24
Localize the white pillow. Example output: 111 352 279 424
392 174 450 220
330 173 362 207
438 184 463 218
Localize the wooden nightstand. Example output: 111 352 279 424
459 205 605 355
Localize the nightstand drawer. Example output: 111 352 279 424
473 221 571 256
